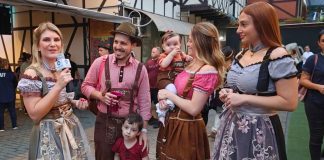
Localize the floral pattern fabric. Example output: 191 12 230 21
17 76 94 160
213 56 297 160
213 108 279 160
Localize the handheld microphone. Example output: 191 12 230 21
55 53 71 71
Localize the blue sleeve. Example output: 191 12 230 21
302 55 316 74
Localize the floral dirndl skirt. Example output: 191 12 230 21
29 112 94 160
213 108 286 160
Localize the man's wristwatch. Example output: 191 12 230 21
141 128 148 133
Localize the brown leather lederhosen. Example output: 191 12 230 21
157 60 185 89
156 65 210 160
94 56 143 160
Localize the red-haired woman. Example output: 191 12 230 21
213 2 298 160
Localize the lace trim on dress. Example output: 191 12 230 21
20 92 42 97
20 74 56 82
235 54 292 68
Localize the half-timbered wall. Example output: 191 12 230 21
247 0 299 20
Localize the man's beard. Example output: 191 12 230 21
114 49 131 60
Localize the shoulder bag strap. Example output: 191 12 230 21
310 54 318 81
256 47 277 92
26 66 49 96
129 63 144 113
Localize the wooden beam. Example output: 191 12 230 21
141 0 143 10
97 0 107 12
164 0 180 5
19 30 26 55
12 23 86 31
198 0 208 5
272 3 295 17
153 0 155 13
9 6 15 66
234 0 245 8
1 35 9 60
51 12 55 23
183 0 189 5
29 10 32 54
65 26 78 53
61 0 78 23
62 0 68 5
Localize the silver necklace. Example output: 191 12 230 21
43 61 56 72
249 42 266 57
250 42 266 53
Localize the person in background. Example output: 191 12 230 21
15 57 24 80
98 42 111 57
300 29 324 160
64 52 81 95
214 2 298 159
20 52 32 77
17 22 93 159
0 58 18 131
64 52 80 80
112 113 149 160
145 47 161 129
201 46 235 138
18 52 32 112
303 45 314 65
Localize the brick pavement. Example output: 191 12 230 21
0 105 290 160
0 107 218 160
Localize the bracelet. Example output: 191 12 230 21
141 128 148 133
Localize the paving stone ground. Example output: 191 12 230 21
0 103 289 160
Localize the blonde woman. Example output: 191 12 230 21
17 22 94 159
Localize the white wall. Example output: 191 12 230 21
0 35 13 62
124 0 182 19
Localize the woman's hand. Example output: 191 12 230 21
219 88 233 102
317 85 324 94
56 68 73 89
73 98 88 110
158 89 173 100
100 92 119 106
158 89 174 110
224 93 246 108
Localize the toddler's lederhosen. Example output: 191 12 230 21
157 60 185 89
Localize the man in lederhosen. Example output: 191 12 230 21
81 22 151 160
